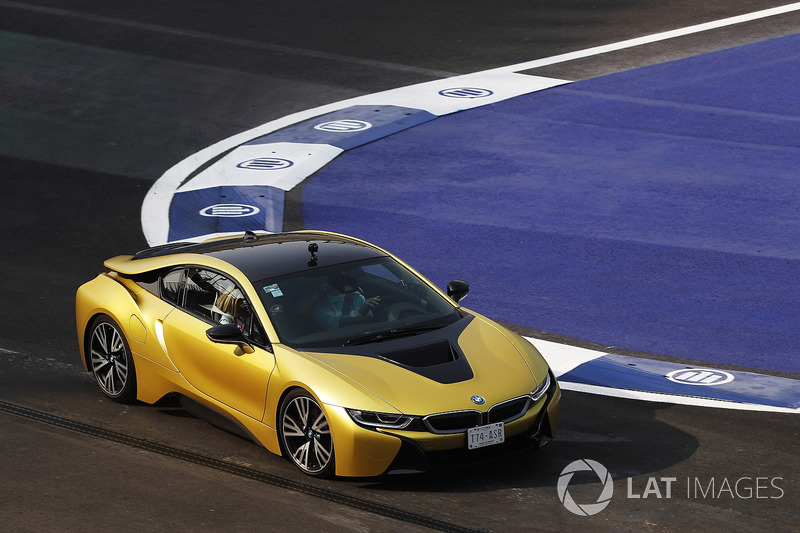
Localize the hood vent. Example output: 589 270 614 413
379 339 455 367
379 340 473 384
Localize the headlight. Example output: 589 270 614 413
529 372 551 403
346 409 415 429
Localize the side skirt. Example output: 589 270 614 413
178 395 264 447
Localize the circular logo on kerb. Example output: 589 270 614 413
199 204 260 218
314 119 372 132
470 395 485 405
557 459 614 516
438 87 494 98
236 158 293 170
666 368 735 386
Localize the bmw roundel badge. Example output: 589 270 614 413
470 395 485 405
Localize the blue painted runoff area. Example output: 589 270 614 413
168 185 284 242
301 33 800 375
558 354 800 409
245 105 437 151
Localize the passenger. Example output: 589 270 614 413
215 288 248 330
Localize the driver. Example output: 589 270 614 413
313 273 380 329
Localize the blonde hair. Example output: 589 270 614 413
216 289 243 318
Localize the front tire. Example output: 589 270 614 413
88 315 137 403
278 389 335 478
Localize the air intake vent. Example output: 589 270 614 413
379 340 457 368
424 410 482 434
488 397 530 424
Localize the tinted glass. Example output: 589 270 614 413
257 257 461 348
160 268 184 305
171 267 268 347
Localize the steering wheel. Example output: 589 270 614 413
386 302 427 322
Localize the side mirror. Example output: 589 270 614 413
206 323 255 354
447 279 470 303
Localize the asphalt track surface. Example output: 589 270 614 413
1 1 799 532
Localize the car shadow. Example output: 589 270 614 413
353 391 699 492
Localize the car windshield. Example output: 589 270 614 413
256 257 462 348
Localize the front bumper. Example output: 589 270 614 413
328 372 561 477
385 374 560 474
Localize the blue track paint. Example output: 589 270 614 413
245 105 436 151
302 34 800 375
168 186 284 241
165 104 438 242
558 354 800 409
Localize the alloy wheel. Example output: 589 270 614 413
280 392 334 476
89 317 135 402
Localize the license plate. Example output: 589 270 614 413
467 422 505 450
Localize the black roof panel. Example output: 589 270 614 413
133 232 386 281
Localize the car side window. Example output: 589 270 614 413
246 318 268 346
184 268 235 321
183 267 269 348
161 268 185 305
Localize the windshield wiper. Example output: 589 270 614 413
344 324 443 346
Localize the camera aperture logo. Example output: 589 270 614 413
557 459 614 516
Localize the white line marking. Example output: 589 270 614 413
558 381 800 413
527 337 800 413
142 2 800 244
141 72 567 244
485 2 800 74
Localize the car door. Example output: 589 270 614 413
161 267 275 421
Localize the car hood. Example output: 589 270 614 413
304 315 542 415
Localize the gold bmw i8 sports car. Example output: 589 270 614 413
76 230 560 477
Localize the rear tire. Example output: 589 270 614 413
88 315 137 403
